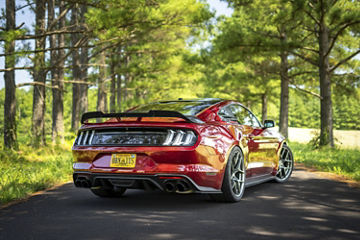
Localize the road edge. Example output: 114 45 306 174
295 162 360 188
0 181 72 210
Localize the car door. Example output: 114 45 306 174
229 104 278 177
241 107 279 176
217 105 252 179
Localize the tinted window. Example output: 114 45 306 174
219 104 261 127
130 101 215 116
248 112 261 128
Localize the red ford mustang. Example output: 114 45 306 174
72 98 294 202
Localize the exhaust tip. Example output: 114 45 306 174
164 181 176 192
176 180 190 192
82 180 90 188
74 177 91 188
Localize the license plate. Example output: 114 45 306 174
111 154 136 168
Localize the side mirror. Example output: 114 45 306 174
263 120 275 128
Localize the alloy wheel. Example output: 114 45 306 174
230 151 245 196
276 145 294 182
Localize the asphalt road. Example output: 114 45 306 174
1 168 359 240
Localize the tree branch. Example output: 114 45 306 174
15 2 35 12
304 9 320 26
289 50 318 66
0 66 32 72
329 49 360 73
44 35 89 75
0 41 91 57
0 28 87 41
326 20 360 57
16 82 61 89
298 46 319 54
288 71 317 79
62 0 106 9
47 4 73 31
289 82 322 99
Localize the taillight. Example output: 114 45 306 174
163 129 197 146
73 128 197 147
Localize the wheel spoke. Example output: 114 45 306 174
280 148 287 160
284 151 289 162
229 150 245 197
234 153 241 169
236 181 241 194
233 174 238 181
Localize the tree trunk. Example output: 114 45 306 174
117 73 122 111
51 0 64 143
261 93 267 124
79 5 88 116
123 54 130 104
32 0 46 147
4 0 17 149
71 5 82 130
97 51 108 113
110 56 116 112
279 50 289 138
318 23 334 147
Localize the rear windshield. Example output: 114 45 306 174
129 101 216 116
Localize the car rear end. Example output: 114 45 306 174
72 110 225 194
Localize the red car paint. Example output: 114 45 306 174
72 99 285 193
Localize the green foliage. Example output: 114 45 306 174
0 142 73 204
203 0 360 128
288 89 320 129
287 87 360 131
0 29 26 42
85 0 213 109
333 90 360 130
292 142 360 181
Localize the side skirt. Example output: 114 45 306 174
245 174 275 188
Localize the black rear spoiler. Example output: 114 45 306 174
81 110 196 124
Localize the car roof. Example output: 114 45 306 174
157 98 224 104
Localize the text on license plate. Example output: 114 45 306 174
111 154 136 168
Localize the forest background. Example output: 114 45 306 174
0 0 359 203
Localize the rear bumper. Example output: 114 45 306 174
73 171 221 194
72 144 227 190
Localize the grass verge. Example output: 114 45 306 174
0 142 73 205
1 141 359 205
291 142 360 181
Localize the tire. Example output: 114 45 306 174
90 187 126 198
209 147 246 202
275 144 294 183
